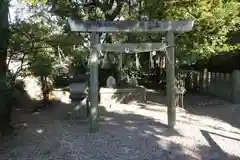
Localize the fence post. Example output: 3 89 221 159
209 72 213 94
212 72 216 94
186 72 191 91
215 73 219 97
231 70 240 103
220 73 224 98
199 70 203 92
226 74 231 101
207 72 211 93
200 69 208 93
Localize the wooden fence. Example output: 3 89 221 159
180 69 240 103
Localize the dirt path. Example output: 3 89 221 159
1 92 240 160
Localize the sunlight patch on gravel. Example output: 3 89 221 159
106 103 240 158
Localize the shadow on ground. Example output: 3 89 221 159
143 90 240 131
185 102 240 131
199 129 240 160
1 92 239 160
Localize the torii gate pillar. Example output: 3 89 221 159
89 32 100 132
166 31 175 128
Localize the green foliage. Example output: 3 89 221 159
69 47 89 75
6 71 26 105
24 0 47 5
168 0 240 63
28 54 53 77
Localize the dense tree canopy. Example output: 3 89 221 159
21 0 240 62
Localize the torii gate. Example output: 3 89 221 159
68 19 194 132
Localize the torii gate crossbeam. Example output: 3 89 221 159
93 43 167 53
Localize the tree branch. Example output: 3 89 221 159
105 0 125 20
7 45 15 67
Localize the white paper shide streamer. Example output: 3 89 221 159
135 53 140 70
101 52 110 69
149 50 156 68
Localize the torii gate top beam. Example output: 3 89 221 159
93 43 167 53
68 18 194 33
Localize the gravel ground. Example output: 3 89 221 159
1 91 240 160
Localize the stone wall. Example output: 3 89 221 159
99 87 146 106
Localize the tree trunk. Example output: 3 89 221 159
0 0 11 134
40 76 49 106
0 0 9 74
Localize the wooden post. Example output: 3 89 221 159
166 31 176 128
89 32 100 132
